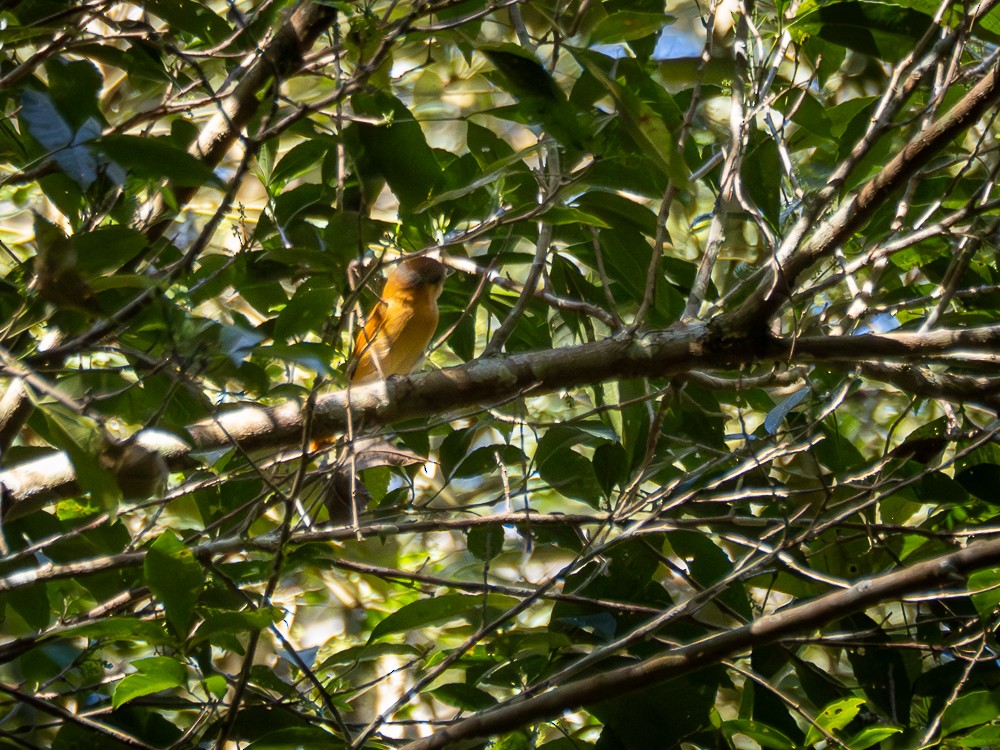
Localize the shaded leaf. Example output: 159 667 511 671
144 531 205 637
591 11 674 44
370 594 517 642
99 134 221 188
113 656 186 709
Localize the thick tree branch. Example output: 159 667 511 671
857 361 1000 409
4 323 1000 508
775 325 1000 360
401 534 1000 750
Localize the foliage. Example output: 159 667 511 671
0 1 999 749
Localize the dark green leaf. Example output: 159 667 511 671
99 135 222 188
591 11 674 44
192 608 284 645
942 689 1000 736
144 531 205 637
842 725 903 750
61 617 171 644
269 139 335 188
593 441 628 495
467 524 504 561
73 226 148 274
20 89 100 188
429 683 499 711
244 727 346 749
352 91 442 210
370 594 517 642
793 2 933 61
143 0 231 44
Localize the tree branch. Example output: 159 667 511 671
775 325 1000 360
401 534 1000 750
724 58 1000 329
5 322 1000 508
141 3 338 240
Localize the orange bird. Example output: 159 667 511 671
349 256 446 383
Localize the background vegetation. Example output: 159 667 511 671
1 1 1000 748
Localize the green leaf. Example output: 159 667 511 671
112 656 186 708
454 445 525 478
538 438 604 508
802 697 865 746
352 91 442 210
440 427 476 479
143 0 231 44
793 1 934 61
598 227 683 324
360 465 393 507
591 11 674 44
744 131 782 229
35 404 120 508
573 191 658 237
99 134 222 188
480 45 566 106
668 531 751 619
191 607 284 645
259 342 337 376
203 673 228 699
369 594 517 642
942 689 1000 736
957 463 1000 503
429 683 498 711
60 617 171 645
270 181 327 228
218 321 268 365
53 721 142 750
825 96 879 140
273 285 340 342
269 138 334 188
535 428 604 506
46 58 103 126
480 44 593 151
467 524 504 561
490 729 532 750
415 142 541 213
573 49 687 182
841 615 912 724
948 724 1000 747
590 669 724 749
842 725 903 750
542 205 611 228
314 642 421 672
721 720 795 750
969 568 1000 620
144 531 205 637
73 226 148 274
593 441 628 495
244 727 345 750
20 89 101 189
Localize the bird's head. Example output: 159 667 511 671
387 256 447 297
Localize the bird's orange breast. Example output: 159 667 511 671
350 283 441 383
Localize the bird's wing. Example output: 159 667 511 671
350 298 419 382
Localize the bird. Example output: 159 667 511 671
348 256 447 383
325 256 446 521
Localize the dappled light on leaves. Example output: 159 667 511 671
0 2 999 749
